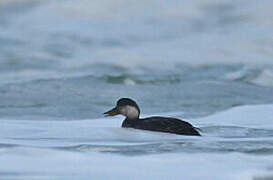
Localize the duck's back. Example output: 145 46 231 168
122 116 200 136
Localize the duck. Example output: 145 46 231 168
104 98 201 136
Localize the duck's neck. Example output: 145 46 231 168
122 117 139 128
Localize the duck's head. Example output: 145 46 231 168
104 98 140 119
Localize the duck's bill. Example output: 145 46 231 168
104 107 119 117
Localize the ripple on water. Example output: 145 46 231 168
200 126 273 138
52 135 273 156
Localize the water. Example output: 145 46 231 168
1 0 273 179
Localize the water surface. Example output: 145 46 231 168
1 0 273 179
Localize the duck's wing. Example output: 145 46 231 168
137 116 200 136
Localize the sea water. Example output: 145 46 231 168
0 0 273 179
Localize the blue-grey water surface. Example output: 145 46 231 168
1 0 273 179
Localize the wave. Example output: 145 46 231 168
194 104 273 129
225 66 273 87
2 65 273 89
0 70 181 86
1 104 273 141
1 0 273 68
1 104 273 179
0 146 272 180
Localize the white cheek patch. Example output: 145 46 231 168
120 105 139 119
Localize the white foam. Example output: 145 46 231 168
192 104 273 129
225 66 273 87
0 147 272 180
1 105 273 179
251 69 273 87
2 0 273 68
1 104 273 147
